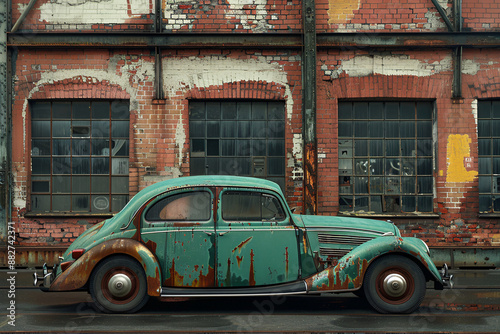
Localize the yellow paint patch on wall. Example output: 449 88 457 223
446 134 478 183
328 0 361 25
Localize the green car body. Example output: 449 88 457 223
35 175 452 314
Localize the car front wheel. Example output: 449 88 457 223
89 255 150 313
363 255 426 314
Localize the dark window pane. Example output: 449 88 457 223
400 102 415 119
238 102 251 120
207 121 220 138
111 121 129 137
189 102 205 120
493 101 500 118
72 157 90 174
354 102 368 119
112 139 129 156
493 138 500 155
92 102 110 119
236 140 251 156
52 195 71 211
417 102 432 119
32 121 51 138
354 196 369 211
92 176 110 193
369 102 383 119
268 140 284 156
417 121 432 138
220 158 241 175
252 139 266 156
207 102 220 119
268 157 285 176
221 121 236 138
92 158 109 174
478 120 490 137
479 176 492 193
53 157 71 174
92 121 110 137
268 102 284 120
370 140 384 156
402 177 415 193
355 140 368 156
252 121 267 138
370 177 383 194
112 195 129 212
31 195 50 212
386 159 401 175
338 103 352 119
32 140 51 156
111 101 129 119
221 140 236 156
417 158 432 175
479 195 491 212
355 159 369 175
73 102 91 119
369 121 384 137
53 102 71 119
338 121 352 137
354 177 368 193
268 121 285 138
401 140 415 156
222 192 261 221
191 139 205 157
207 139 219 156
400 121 415 137
386 140 399 156
252 102 267 120
417 140 432 156
93 139 110 156
222 102 237 119
371 196 383 212
72 125 90 137
354 121 368 137
73 176 90 193
339 196 353 211
418 176 433 193
190 158 205 175
32 180 50 193
73 139 90 155
479 139 491 156
32 157 50 174
479 157 492 174
236 157 251 175
53 139 70 156
190 121 205 137
206 158 219 175
31 102 51 119
370 158 383 175
73 195 90 212
385 177 400 194
493 158 500 174
384 195 400 212
238 121 251 138
385 102 399 119
402 196 416 212
385 121 399 137
418 196 433 212
478 101 491 119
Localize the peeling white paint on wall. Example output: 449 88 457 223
329 54 452 78
226 0 271 32
163 0 195 30
471 99 478 127
462 59 481 76
36 0 150 24
175 115 186 167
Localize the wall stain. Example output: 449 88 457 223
446 134 478 183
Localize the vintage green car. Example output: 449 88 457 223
34 175 452 314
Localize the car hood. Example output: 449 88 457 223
294 214 399 236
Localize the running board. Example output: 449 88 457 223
160 280 308 298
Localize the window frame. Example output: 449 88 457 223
28 100 130 215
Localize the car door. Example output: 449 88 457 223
141 187 216 287
215 188 300 287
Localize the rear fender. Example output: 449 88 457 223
305 236 442 292
49 239 162 296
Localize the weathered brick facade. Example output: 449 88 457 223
4 0 500 267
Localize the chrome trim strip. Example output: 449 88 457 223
160 290 306 298
141 228 295 235
307 226 393 235
319 248 350 257
318 234 374 245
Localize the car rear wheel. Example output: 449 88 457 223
89 256 149 313
363 255 426 314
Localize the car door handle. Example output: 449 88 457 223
218 231 229 236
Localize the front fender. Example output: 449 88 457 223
49 239 162 296
305 236 442 292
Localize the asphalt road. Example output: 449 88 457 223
1 287 500 333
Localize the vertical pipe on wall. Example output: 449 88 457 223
0 0 9 243
302 0 318 214
452 0 463 98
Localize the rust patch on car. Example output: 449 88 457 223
232 237 253 254
147 266 161 295
163 259 184 286
236 255 243 268
190 265 215 287
249 249 256 286
144 239 157 254
285 247 289 278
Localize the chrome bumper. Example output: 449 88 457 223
440 263 454 288
33 263 57 290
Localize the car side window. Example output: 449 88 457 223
145 191 211 222
222 191 286 222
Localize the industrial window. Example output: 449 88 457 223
30 101 130 213
338 101 434 214
478 101 500 213
189 101 285 190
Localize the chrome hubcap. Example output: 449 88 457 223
108 273 132 298
383 273 407 297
